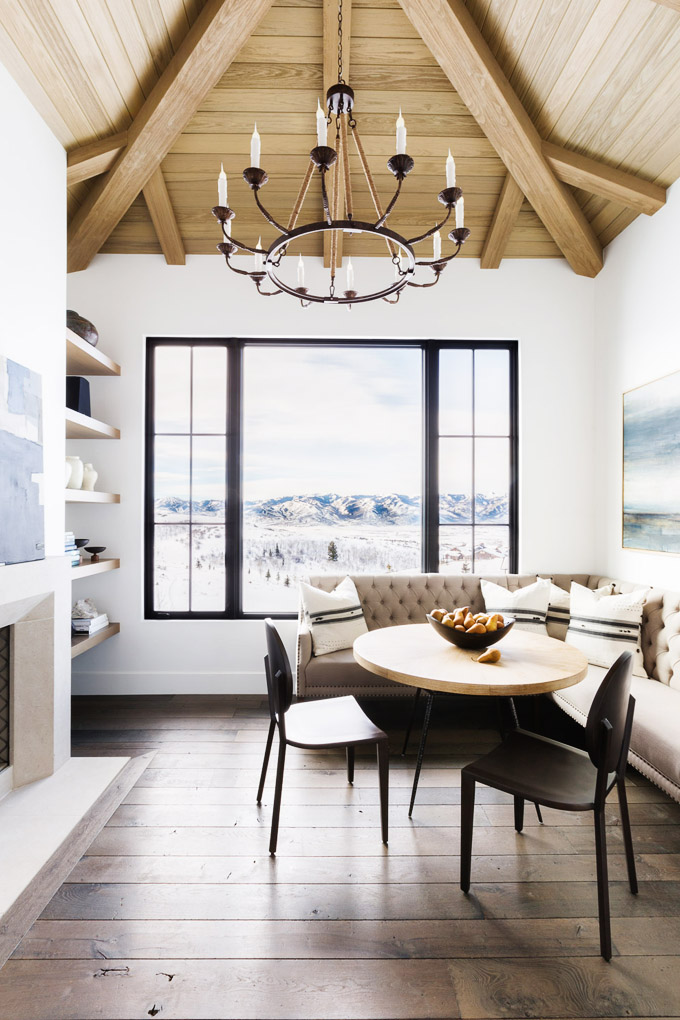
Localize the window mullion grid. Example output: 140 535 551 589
188 347 194 614
471 349 476 573
423 343 439 573
226 341 242 616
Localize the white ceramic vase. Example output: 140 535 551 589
82 463 98 491
65 459 72 487
66 455 83 489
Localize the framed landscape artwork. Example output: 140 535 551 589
0 356 45 565
623 369 680 554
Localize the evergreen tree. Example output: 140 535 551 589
327 540 339 562
284 575 290 587
265 568 271 581
275 542 281 556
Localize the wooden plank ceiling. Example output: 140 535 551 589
1 0 679 270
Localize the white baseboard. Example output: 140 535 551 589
70 671 267 695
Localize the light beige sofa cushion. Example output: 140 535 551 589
552 666 680 802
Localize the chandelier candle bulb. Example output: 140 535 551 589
433 230 442 261
316 100 327 147
396 109 406 155
346 256 355 290
446 149 456 188
254 236 264 271
297 254 305 287
218 163 227 207
250 125 261 169
456 197 464 229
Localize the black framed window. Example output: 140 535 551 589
145 339 517 619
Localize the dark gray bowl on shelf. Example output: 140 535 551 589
426 613 515 651
74 538 89 549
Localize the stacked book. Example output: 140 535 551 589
71 612 109 636
65 531 80 567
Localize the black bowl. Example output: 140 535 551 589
74 538 89 549
426 613 515 650
85 546 106 556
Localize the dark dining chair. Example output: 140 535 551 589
460 651 637 960
257 619 389 855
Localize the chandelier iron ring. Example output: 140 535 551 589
263 219 416 305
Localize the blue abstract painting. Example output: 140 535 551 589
623 369 680 554
0 357 45 565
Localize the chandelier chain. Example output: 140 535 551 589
337 0 344 84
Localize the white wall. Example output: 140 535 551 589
0 61 70 767
68 253 596 694
593 182 680 589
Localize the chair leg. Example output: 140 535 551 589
594 807 612 961
401 687 422 756
257 719 276 804
408 691 434 818
269 739 287 856
514 796 524 833
346 746 355 785
377 739 389 845
534 802 543 823
617 775 638 895
460 771 476 893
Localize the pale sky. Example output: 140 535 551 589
153 344 511 504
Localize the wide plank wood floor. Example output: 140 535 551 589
2 692 680 1019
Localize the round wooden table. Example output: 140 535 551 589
353 624 588 814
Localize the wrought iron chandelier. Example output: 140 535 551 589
211 0 470 307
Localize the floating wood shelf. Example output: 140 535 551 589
71 622 120 659
71 557 120 579
66 490 120 504
66 329 121 376
65 407 120 440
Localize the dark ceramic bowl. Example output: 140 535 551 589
85 546 106 556
426 613 515 651
74 538 89 549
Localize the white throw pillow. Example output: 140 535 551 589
566 582 649 677
481 577 551 634
539 578 615 641
299 575 368 656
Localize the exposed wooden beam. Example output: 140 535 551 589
142 168 186 265
650 0 680 11
322 0 352 270
67 132 128 187
480 173 524 269
67 0 276 273
397 0 603 277
542 142 666 216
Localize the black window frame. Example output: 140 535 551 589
145 338 518 620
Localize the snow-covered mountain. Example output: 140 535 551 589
154 492 508 525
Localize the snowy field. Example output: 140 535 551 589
153 505 509 613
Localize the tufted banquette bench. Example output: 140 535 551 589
297 573 680 803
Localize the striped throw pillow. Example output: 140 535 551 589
566 582 649 677
481 577 551 635
299 575 368 656
540 578 615 641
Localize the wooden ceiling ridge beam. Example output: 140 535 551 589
650 0 680 11
67 0 276 273
323 0 352 270
396 0 603 277
542 142 667 216
142 168 186 266
66 131 128 186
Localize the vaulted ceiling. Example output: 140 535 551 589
1 0 679 275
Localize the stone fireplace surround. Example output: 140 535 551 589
0 556 129 930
